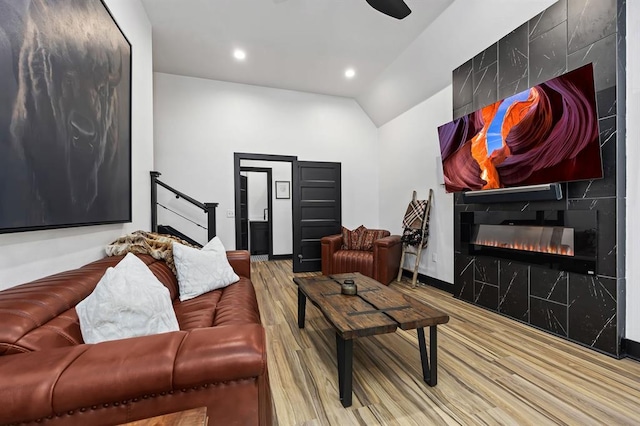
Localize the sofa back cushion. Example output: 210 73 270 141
173 277 260 330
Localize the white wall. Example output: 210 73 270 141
0 0 154 290
626 0 640 341
153 73 379 250
378 86 454 285
242 160 293 256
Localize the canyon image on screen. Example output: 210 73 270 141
437 63 602 193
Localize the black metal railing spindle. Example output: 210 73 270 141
150 171 218 242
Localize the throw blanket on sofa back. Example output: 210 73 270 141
106 230 197 274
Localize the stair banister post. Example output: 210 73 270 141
150 171 161 233
205 202 219 241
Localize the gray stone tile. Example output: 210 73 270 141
453 60 473 110
568 273 618 355
566 116 616 199
498 76 529 100
567 0 616 54
529 0 567 40
473 43 497 72
530 297 568 337
499 261 529 321
498 22 529 88
531 267 568 304
568 33 616 91
529 21 568 86
453 103 474 120
472 62 498 111
474 281 499 311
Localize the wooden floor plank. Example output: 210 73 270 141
253 260 640 425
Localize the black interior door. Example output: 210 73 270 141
240 174 248 250
292 161 341 272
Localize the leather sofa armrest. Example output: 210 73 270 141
227 250 251 279
0 325 266 425
321 234 343 276
373 235 402 285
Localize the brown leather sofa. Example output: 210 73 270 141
0 251 272 426
321 230 402 285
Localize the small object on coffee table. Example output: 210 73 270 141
341 279 357 295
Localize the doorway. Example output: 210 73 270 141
234 153 342 270
240 167 273 257
234 153 296 260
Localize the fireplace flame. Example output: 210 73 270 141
474 239 574 256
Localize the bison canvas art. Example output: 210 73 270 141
0 0 131 232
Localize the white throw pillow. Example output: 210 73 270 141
76 253 180 344
173 237 240 302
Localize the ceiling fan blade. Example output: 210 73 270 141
365 0 411 19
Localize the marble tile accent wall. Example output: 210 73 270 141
450 0 625 357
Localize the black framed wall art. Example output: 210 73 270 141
276 181 290 199
0 0 132 233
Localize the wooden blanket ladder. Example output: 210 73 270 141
396 189 434 287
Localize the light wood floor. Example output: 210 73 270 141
251 260 640 425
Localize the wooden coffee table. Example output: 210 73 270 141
294 273 449 407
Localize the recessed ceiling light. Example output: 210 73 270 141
233 49 246 61
345 68 356 78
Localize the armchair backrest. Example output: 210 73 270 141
341 226 390 252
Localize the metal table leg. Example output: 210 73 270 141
417 326 438 386
336 333 353 407
298 288 306 329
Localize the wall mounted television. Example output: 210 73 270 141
437 63 602 193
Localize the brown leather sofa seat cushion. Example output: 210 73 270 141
332 250 374 277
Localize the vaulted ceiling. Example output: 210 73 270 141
142 0 556 126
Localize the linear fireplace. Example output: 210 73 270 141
459 210 597 275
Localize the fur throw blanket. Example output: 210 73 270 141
106 230 198 275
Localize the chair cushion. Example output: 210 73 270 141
332 250 374 278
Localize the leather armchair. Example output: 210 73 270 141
321 230 402 285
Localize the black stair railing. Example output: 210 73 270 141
150 171 218 243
